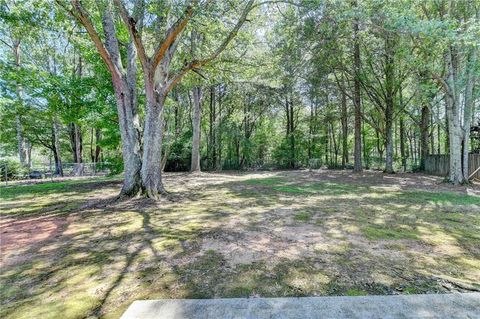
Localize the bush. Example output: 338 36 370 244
103 156 123 176
0 160 29 181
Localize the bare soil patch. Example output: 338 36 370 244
0 214 68 266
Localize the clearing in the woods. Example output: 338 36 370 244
1 170 479 319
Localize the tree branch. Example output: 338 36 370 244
165 0 255 94
57 0 120 79
113 0 149 70
151 1 196 70
0 38 13 49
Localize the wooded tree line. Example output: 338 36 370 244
0 0 479 197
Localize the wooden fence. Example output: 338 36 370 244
425 154 480 180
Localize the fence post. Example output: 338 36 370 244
4 164 7 186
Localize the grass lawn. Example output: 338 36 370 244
1 170 479 318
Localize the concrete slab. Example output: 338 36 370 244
120 293 480 319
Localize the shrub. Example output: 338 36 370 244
0 160 28 181
103 156 123 176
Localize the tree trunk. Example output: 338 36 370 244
208 86 216 170
385 106 394 174
217 85 223 170
352 2 362 172
362 125 369 168
53 119 63 176
286 93 295 169
74 124 82 163
444 47 464 184
384 35 395 174
331 122 339 167
191 86 202 172
15 115 26 167
399 115 407 172
341 83 348 168
95 128 102 163
90 127 95 162
141 81 166 198
327 123 331 166
25 141 32 168
101 4 142 197
445 97 463 184
112 79 142 196
461 43 478 181
420 103 429 171
308 101 314 162
13 40 27 167
69 123 84 176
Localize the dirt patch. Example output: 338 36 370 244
0 214 68 266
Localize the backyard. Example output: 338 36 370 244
1 170 479 319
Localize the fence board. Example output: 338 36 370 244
425 154 480 180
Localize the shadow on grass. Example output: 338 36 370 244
1 172 479 319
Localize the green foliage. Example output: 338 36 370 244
0 159 28 181
104 156 124 176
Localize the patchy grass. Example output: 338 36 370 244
294 212 313 222
1 170 479 319
345 288 369 296
362 226 418 240
397 191 480 206
0 176 117 200
272 182 365 195
245 177 286 186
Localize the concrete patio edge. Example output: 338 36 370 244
120 292 480 319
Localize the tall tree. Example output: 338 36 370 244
59 0 256 198
352 0 362 172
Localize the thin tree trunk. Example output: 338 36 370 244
53 119 63 176
70 123 84 175
420 103 430 171
95 128 101 163
445 47 464 184
331 122 339 167
324 125 329 165
384 35 395 174
25 141 32 168
90 128 94 162
352 0 362 172
341 79 348 167
400 115 406 171
308 101 314 162
209 85 216 170
217 85 223 170
290 97 295 169
437 103 441 154
191 86 202 172
462 43 478 180
430 113 435 155
13 40 27 167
